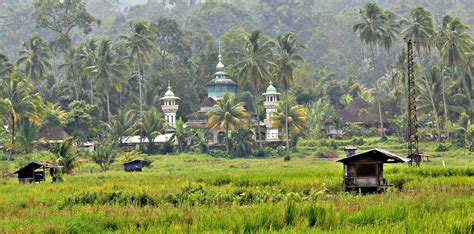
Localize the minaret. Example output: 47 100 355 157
263 81 280 141
160 81 180 128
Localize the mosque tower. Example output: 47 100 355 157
160 81 180 127
263 81 280 141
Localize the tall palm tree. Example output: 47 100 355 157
0 53 13 78
271 101 308 147
16 35 52 88
0 74 43 159
233 29 275 147
401 7 435 57
87 39 129 123
78 39 98 105
353 3 387 60
206 92 249 152
418 66 443 141
436 15 472 130
273 33 305 157
381 10 401 54
120 21 156 117
59 47 81 100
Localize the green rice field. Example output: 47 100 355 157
0 140 473 233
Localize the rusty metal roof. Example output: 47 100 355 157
13 162 63 174
336 148 409 163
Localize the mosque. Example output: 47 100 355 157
159 53 282 148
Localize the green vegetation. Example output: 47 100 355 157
0 1 472 232
0 138 472 232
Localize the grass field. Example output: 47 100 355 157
0 139 473 233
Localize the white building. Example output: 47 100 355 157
160 81 180 128
263 81 280 141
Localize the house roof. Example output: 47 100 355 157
336 98 388 124
124 159 149 165
336 148 409 164
38 128 70 141
13 162 63 174
121 134 174 144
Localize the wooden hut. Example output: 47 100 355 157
123 159 150 172
336 148 408 192
13 162 63 184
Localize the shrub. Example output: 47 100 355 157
314 147 338 158
92 142 118 171
351 136 365 146
208 150 230 158
343 124 377 138
435 143 449 152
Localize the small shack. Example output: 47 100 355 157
336 148 409 192
13 162 63 184
123 159 150 172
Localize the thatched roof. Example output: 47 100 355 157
38 128 70 141
336 98 388 124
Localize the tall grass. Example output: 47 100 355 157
0 141 472 232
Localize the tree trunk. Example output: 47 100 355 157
255 90 262 148
8 113 15 160
285 89 290 159
138 61 143 117
225 125 230 152
442 70 450 140
89 79 94 105
377 95 384 138
106 92 111 123
73 80 79 101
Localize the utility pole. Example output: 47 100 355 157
405 38 421 167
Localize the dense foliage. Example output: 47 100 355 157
0 0 472 158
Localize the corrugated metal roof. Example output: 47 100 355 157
336 148 409 163
13 162 63 174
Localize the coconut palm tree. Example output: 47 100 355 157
353 3 387 60
273 32 305 157
16 35 52 88
418 66 443 141
59 47 81 100
381 10 401 54
271 101 308 151
206 92 249 152
401 7 435 57
0 53 13 78
86 39 129 123
120 20 156 117
233 29 275 147
436 15 472 130
78 39 98 105
0 74 43 159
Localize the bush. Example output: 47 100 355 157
159 141 175 154
435 143 449 152
343 124 377 138
314 147 338 158
208 150 230 158
351 136 365 145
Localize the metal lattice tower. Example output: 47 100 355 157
405 38 421 166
